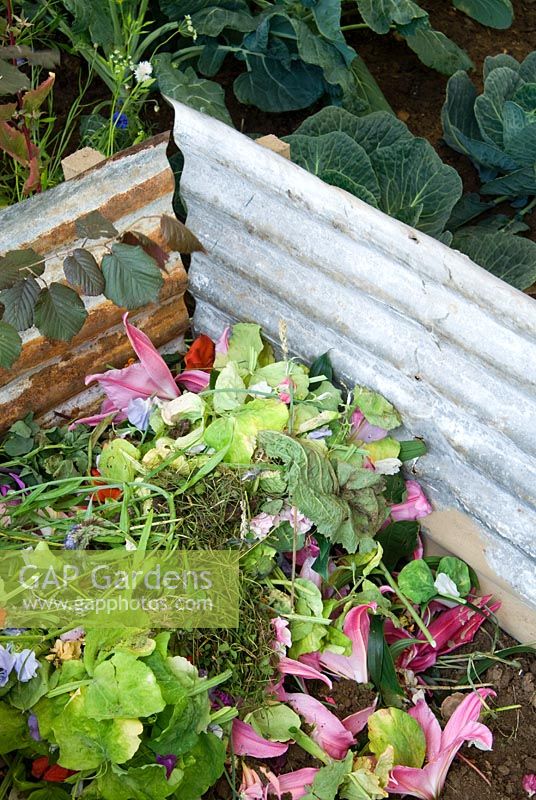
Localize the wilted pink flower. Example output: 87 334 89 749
250 512 278 540
176 369 210 392
386 596 500 674
277 656 332 689
240 764 265 799
264 767 319 799
215 326 230 355
523 774 536 797
284 693 354 760
278 377 296 404
388 690 495 800
294 537 320 565
319 603 375 683
231 719 288 758
342 698 378 735
278 507 313 535
299 556 321 589
389 480 432 521
271 617 292 654
350 410 387 443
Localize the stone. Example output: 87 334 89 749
256 134 290 160
61 147 105 180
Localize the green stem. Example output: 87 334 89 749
289 727 331 765
519 195 536 218
379 561 436 648
341 23 369 30
133 21 179 62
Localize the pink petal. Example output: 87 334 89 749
215 326 230 354
284 692 354 760
299 556 321 589
264 767 319 799
523 774 536 797
123 313 179 400
389 480 432 522
272 617 292 652
409 700 442 762
231 719 289 758
177 369 210 393
86 362 162 407
388 764 437 800
442 688 495 751
240 764 266 800
319 603 375 683
278 656 332 689
342 698 378 735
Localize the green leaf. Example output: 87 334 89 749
213 361 246 412
287 132 380 207
0 58 30 94
0 700 28 753
234 44 325 112
356 0 427 35
204 398 289 463
214 322 265 373
398 439 427 460
9 661 49 710
85 652 165 719
26 789 71 800
175 733 227 800
370 138 463 238
98 438 141 483
342 56 394 115
0 248 45 290
93 763 181 800
302 753 354 800
34 283 87 341
474 67 523 147
64 249 104 296
293 107 411 153
310 352 333 381
75 211 118 240
453 0 513 29
102 243 163 309
41 690 144 769
452 227 536 290
403 26 474 75
367 616 405 707
368 707 426 768
155 54 233 126
1 277 39 330
247 703 301 741
192 4 255 36
352 386 401 429
437 555 471 596
375 521 419 571
397 558 436 603
0 319 22 368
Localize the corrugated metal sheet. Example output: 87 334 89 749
171 100 536 639
0 134 188 429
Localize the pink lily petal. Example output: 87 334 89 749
442 688 495 751
298 652 322 670
342 697 378 735
177 368 210 393
299 556 321 589
409 700 443 763
389 690 495 800
523 774 536 797
231 719 289 758
389 480 432 521
124 313 179 400
240 764 266 800
85 361 161 407
215 325 230 354
319 603 375 683
284 692 354 760
403 596 500 673
278 656 332 689
272 617 292 653
264 767 319 799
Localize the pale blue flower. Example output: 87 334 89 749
127 397 154 431
0 645 15 687
13 649 40 682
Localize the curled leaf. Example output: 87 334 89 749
160 214 205 254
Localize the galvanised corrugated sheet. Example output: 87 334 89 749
0 134 188 428
171 100 536 638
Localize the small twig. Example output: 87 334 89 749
455 753 492 787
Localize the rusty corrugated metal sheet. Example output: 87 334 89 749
0 134 188 429
171 100 536 640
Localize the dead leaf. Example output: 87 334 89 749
160 214 205 254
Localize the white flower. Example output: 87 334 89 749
373 457 403 475
434 572 460 598
125 539 136 551
133 60 153 84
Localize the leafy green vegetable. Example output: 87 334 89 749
368 707 426 768
154 54 233 126
397 558 436 603
204 398 289 463
98 439 141 482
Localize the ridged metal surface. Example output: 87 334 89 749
0 135 188 428
171 100 536 626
